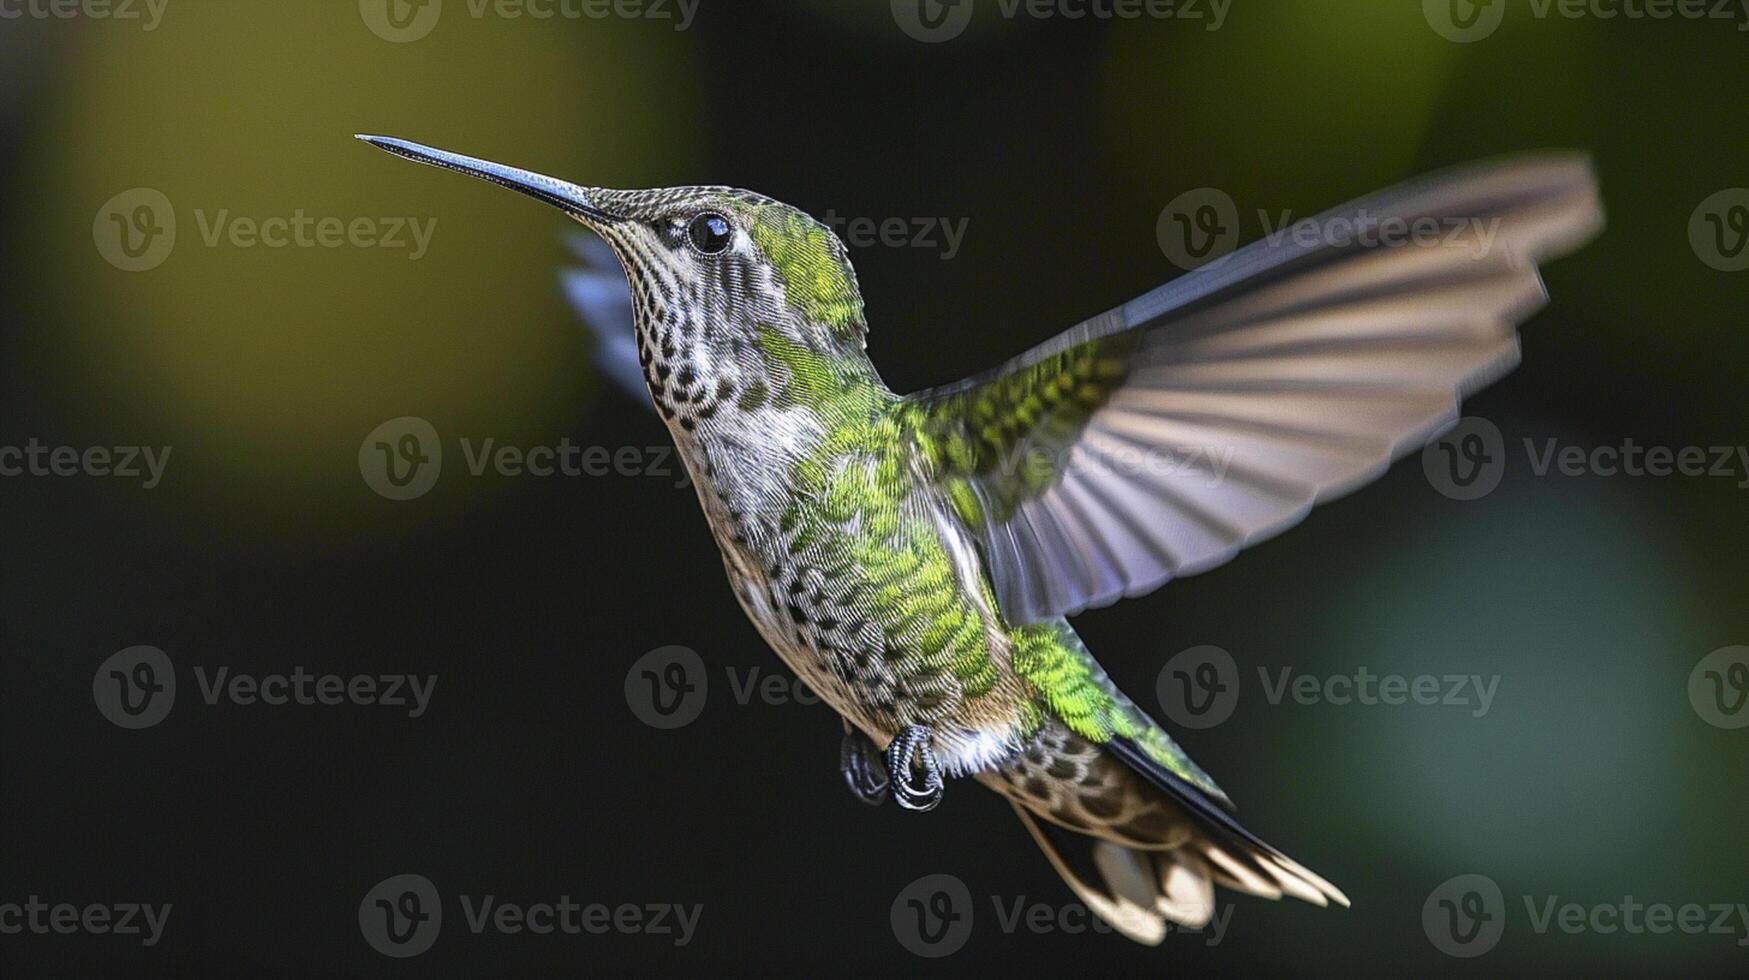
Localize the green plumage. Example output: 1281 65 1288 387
897 334 1137 526
1009 620 1227 802
749 204 867 340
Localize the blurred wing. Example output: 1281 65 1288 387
900 155 1604 626
561 233 651 409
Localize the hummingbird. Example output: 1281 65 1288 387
358 134 1602 944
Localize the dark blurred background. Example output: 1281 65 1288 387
1 1 1746 976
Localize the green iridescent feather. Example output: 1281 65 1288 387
896 333 1138 527
749 205 866 340
760 330 998 709
1011 620 1227 803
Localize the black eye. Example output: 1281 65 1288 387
686 212 733 254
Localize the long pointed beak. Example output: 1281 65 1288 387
355 134 618 224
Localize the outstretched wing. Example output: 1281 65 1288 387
561 233 651 409
899 155 1604 626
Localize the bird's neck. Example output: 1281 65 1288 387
636 305 891 431
639 316 896 569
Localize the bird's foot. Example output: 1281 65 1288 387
840 724 889 806
883 724 943 812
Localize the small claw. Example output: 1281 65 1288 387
840 725 889 806
884 725 943 813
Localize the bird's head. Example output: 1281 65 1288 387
357 136 870 362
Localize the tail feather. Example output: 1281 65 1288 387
1200 843 1284 901
1255 853 1329 907
996 729 1347 945
1108 735 1350 910
1010 801 1174 945
1155 849 1217 926
1009 795 1347 945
